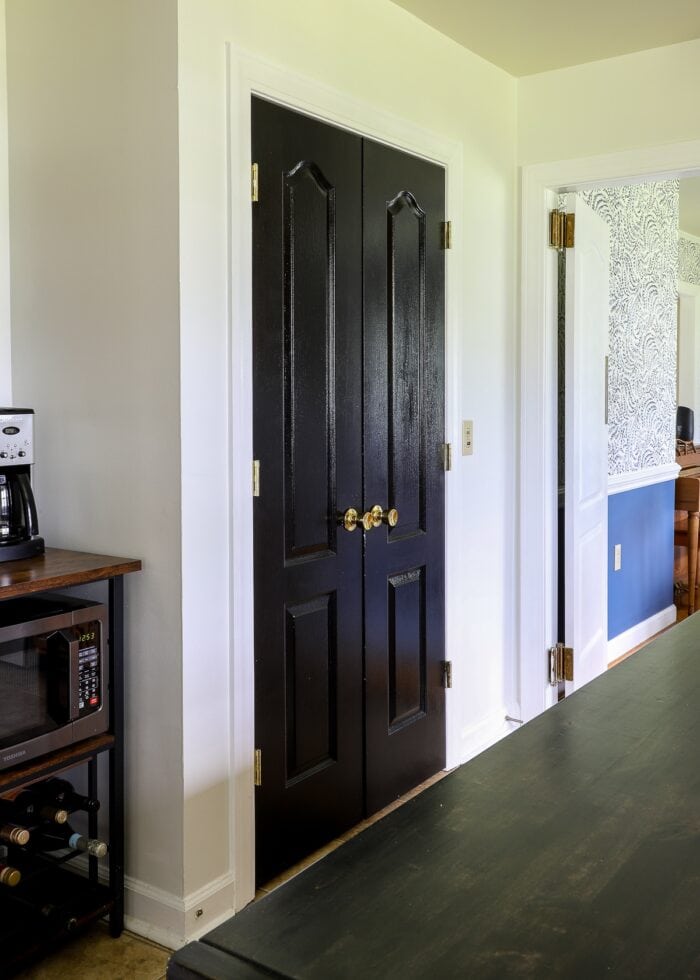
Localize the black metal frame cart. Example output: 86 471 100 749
0 549 141 976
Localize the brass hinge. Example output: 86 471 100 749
549 643 574 685
442 443 452 471
251 163 259 203
441 221 452 250
254 749 262 787
549 209 575 250
441 660 453 688
253 459 260 497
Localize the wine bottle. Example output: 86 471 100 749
0 862 21 887
0 891 77 930
0 790 68 826
0 823 30 846
34 777 100 815
31 823 108 859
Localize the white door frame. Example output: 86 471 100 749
519 141 700 723
227 46 464 910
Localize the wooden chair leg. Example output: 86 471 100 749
689 511 699 615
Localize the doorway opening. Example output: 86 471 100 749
520 145 700 724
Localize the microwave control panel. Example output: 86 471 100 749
77 624 101 715
0 410 34 466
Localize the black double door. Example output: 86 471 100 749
252 97 446 885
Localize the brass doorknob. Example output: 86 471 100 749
369 505 399 528
339 508 374 532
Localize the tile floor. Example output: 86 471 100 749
13 921 170 980
11 770 449 978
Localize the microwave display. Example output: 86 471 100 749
0 596 108 770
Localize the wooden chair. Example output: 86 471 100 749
675 476 700 614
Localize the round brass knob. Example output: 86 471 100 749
340 508 359 532
340 508 375 532
369 505 399 528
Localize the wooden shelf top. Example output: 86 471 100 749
0 548 142 600
0 733 115 793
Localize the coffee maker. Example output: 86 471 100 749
0 408 45 561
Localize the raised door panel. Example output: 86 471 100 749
387 193 427 539
284 163 336 562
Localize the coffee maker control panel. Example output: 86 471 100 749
0 409 34 466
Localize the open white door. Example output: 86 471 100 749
563 192 609 694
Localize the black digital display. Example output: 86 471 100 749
2 427 19 435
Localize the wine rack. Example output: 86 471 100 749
0 549 140 977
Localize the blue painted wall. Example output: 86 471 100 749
607 481 675 640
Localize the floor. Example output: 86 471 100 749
13 922 170 980
10 770 448 979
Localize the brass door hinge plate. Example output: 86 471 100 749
251 163 259 203
253 460 260 497
254 749 262 787
549 643 574 685
441 221 452 250
442 443 452 471
549 209 575 250
441 660 453 688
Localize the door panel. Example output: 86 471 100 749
252 98 364 885
563 192 610 694
363 141 446 813
283 161 336 561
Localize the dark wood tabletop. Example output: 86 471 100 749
0 548 142 599
170 611 700 979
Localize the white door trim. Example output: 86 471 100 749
519 141 700 723
226 45 464 910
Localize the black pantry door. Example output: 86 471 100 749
252 97 445 885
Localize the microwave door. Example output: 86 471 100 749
47 630 80 724
16 471 38 536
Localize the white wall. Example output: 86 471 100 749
518 38 700 164
0 0 10 405
178 0 519 922
5 0 184 941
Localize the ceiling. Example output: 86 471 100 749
389 0 700 76
680 178 700 239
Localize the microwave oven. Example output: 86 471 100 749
0 594 108 771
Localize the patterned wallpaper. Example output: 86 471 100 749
679 234 700 285
580 181 679 475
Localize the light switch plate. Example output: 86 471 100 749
462 420 473 456
614 544 622 571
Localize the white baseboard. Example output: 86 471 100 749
607 604 677 664
69 858 237 950
458 707 514 766
125 870 237 949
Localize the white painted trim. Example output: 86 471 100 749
608 463 680 494
122 871 237 950
227 45 464 909
680 231 700 246
607 604 677 664
459 706 516 763
520 139 700 724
